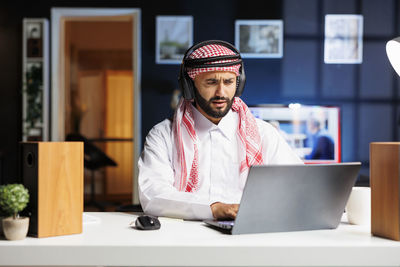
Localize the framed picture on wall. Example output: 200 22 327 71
235 20 283 58
156 16 193 64
324 14 363 64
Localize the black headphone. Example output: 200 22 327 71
178 40 246 100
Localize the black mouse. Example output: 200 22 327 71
135 215 161 230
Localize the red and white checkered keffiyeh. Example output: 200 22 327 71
187 44 241 80
172 97 264 193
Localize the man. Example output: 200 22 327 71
138 40 302 221
305 117 335 160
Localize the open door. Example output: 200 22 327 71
53 8 141 207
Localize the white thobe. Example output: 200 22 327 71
138 105 303 220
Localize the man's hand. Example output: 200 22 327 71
210 202 239 220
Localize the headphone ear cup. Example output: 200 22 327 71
235 65 246 97
179 64 195 100
184 73 195 100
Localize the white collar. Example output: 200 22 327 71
192 104 237 141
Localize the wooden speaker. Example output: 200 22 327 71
21 142 83 238
370 142 400 241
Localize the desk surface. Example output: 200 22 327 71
0 212 400 266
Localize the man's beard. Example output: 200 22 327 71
194 89 234 119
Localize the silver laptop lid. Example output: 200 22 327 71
232 163 361 235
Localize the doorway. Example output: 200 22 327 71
51 8 141 206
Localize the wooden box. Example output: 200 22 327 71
21 142 83 238
370 142 400 241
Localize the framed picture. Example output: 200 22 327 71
26 22 42 39
324 14 363 64
156 16 193 64
235 20 283 58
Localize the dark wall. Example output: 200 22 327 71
0 0 399 183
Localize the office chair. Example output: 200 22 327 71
66 133 117 211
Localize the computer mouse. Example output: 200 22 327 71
135 215 161 230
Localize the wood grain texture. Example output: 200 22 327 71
370 142 400 241
104 70 133 195
37 142 83 237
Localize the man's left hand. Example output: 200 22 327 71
210 202 239 220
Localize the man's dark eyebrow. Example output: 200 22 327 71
205 77 234 82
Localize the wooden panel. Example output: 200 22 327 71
370 142 400 241
104 70 133 195
37 142 83 237
77 70 105 138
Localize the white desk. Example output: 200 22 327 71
0 212 400 266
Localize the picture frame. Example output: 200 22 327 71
156 16 193 64
26 22 42 39
235 20 283 58
324 14 363 64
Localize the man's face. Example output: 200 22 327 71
307 118 320 134
193 71 237 124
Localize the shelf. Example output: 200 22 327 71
22 18 49 141
26 57 44 62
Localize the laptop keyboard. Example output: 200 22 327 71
218 221 235 226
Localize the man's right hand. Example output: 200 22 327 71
210 202 239 220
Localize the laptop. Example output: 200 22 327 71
204 163 361 235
